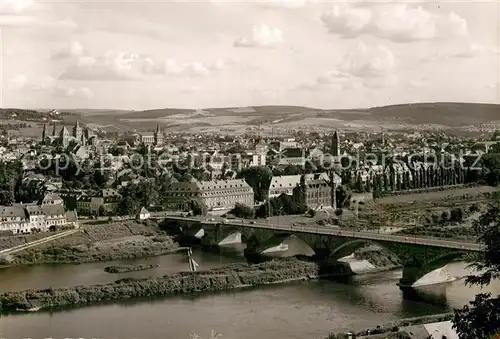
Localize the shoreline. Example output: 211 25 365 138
0 259 354 314
0 246 189 268
104 263 160 274
326 312 454 338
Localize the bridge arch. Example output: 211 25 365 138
400 251 467 287
327 238 403 262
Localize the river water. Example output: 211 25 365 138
0 250 499 339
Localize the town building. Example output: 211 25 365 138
42 121 95 147
76 189 122 216
164 179 254 213
268 175 304 198
268 173 341 204
292 173 341 210
251 140 267 166
0 203 78 234
138 207 151 220
41 193 64 206
140 125 164 147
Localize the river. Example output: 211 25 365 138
0 250 498 339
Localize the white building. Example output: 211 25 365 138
138 207 151 220
164 179 254 212
0 203 78 234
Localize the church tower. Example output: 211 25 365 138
59 126 70 147
154 124 164 146
42 123 47 144
73 120 83 141
331 130 340 157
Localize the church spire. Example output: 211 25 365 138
331 130 340 157
42 123 47 144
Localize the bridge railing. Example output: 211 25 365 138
163 216 484 252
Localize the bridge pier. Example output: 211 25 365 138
161 217 480 286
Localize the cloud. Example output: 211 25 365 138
60 52 154 81
453 43 485 58
313 42 397 90
339 42 396 78
0 0 33 14
261 0 319 9
363 75 399 89
234 24 284 48
57 42 228 81
408 78 428 88
8 75 94 99
8 75 28 90
315 70 358 90
420 42 489 63
143 59 225 77
321 4 468 42
52 41 85 59
0 0 76 28
209 0 318 8
487 81 499 90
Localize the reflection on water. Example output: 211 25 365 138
402 285 450 306
0 260 499 339
0 247 247 292
1 253 500 339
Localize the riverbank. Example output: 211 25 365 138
104 264 159 274
326 313 454 339
0 221 180 266
0 259 351 313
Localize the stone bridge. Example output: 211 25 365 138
159 216 483 288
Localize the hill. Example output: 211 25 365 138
51 102 500 133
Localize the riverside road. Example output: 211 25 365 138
163 215 484 252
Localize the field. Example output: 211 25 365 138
58 102 500 134
5 221 180 265
375 186 499 205
354 185 499 235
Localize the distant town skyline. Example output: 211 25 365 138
1 0 499 110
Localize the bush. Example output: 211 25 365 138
230 203 254 219
450 207 464 222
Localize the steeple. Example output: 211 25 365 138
154 124 163 146
73 120 82 140
331 130 340 157
42 123 47 144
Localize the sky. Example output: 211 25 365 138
0 0 499 110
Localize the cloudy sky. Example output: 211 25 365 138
1 0 499 110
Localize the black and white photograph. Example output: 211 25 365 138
0 0 499 338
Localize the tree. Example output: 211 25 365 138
450 208 464 223
231 203 254 219
190 198 207 216
98 205 106 217
0 190 13 206
236 166 272 202
355 174 363 193
452 194 500 338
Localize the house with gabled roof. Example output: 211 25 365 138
76 188 121 216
